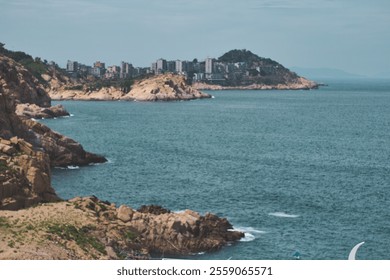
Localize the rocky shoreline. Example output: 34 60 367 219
49 74 212 102
193 77 319 91
0 53 243 259
0 197 243 259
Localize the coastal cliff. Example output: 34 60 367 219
49 74 211 101
0 54 69 119
0 53 107 210
0 52 243 258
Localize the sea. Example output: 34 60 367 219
40 79 390 260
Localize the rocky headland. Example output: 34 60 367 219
193 76 318 91
49 74 212 101
0 54 69 119
0 52 243 259
0 197 243 259
194 49 319 90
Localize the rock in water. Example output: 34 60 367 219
128 205 244 255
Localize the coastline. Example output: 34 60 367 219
192 77 319 91
0 197 243 260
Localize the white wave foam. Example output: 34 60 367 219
70 114 75 117
89 158 113 166
268 212 299 218
230 226 266 242
67 165 80 170
241 232 255 242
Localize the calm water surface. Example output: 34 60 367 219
41 80 390 260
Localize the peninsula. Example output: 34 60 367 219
0 47 243 259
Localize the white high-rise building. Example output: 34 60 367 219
175 60 182 73
66 60 78 72
205 58 213 74
156 59 167 74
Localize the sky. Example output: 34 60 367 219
1 0 389 77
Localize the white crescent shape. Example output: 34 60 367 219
348 241 365 260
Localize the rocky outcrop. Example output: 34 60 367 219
49 86 126 101
0 54 50 107
0 137 59 210
49 74 211 101
128 205 244 255
22 119 106 167
0 54 72 119
0 197 244 259
0 78 106 209
125 74 212 101
16 103 69 119
193 77 318 90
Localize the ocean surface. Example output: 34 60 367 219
41 79 390 260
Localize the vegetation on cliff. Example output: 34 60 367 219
207 49 311 87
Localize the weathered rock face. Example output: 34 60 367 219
122 205 244 255
49 86 126 101
0 137 59 210
0 77 105 209
0 82 106 168
0 197 243 259
0 55 51 107
22 119 107 167
49 74 212 101
16 103 69 119
126 74 212 101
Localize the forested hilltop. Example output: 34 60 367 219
197 49 317 88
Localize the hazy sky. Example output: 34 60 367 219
1 0 389 76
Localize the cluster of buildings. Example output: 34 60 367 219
150 58 254 83
66 56 275 84
66 60 150 79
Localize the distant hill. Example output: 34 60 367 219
199 49 317 89
218 49 280 67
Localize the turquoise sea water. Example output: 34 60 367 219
42 80 390 260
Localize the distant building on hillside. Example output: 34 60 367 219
156 59 167 74
105 65 120 79
66 60 78 72
175 60 182 73
120 61 133 79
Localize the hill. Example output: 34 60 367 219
197 49 318 89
